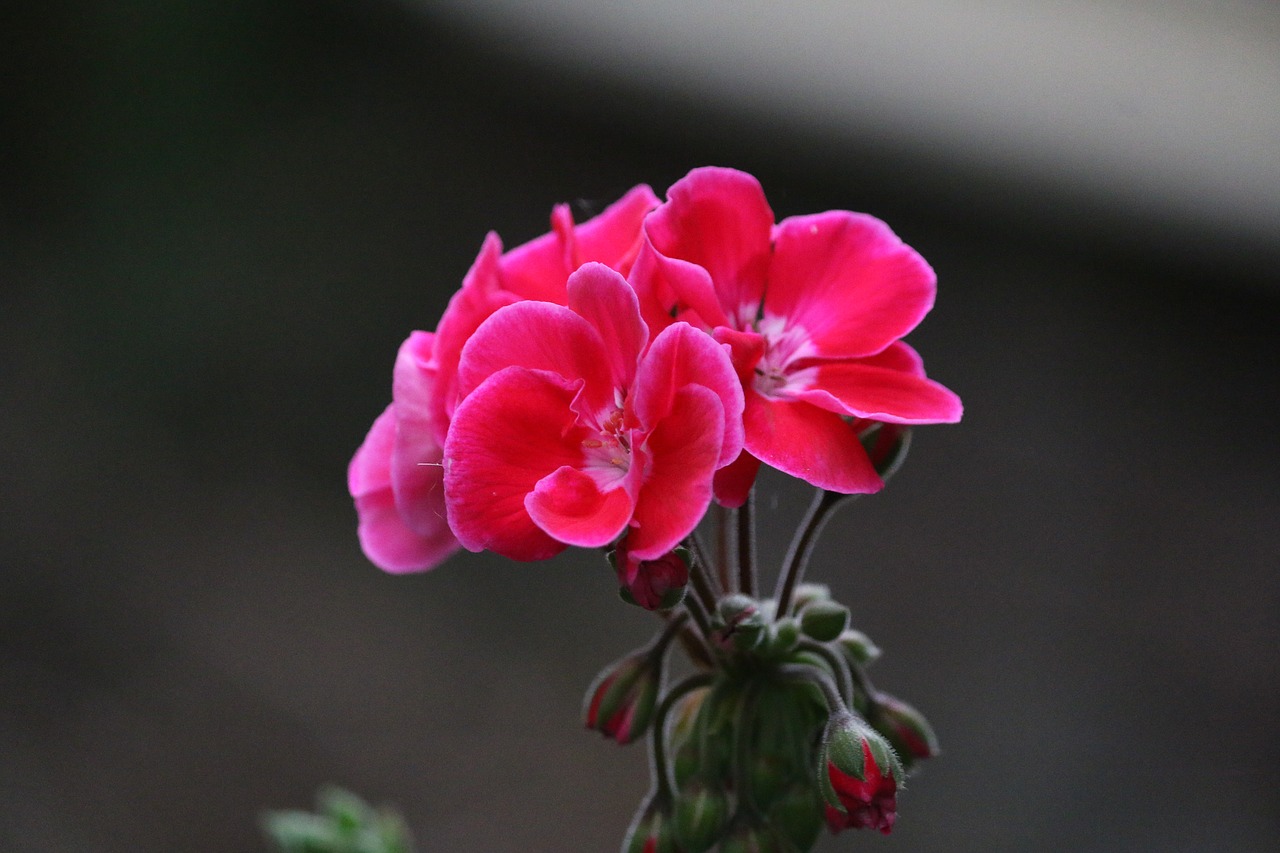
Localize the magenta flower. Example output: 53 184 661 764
637 166 961 500
443 262 744 562
349 185 658 572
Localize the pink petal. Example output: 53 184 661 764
443 367 588 560
765 212 936 361
501 184 660 302
629 238 729 335
856 340 927 376
526 465 634 548
712 450 762 508
350 406 459 573
431 233 520 438
711 325 767 384
566 262 648 393
632 323 744 468
647 167 773 328
787 361 963 424
627 385 726 560
349 404 396 498
390 332 451 536
570 184 662 273
743 392 883 494
455 300 615 422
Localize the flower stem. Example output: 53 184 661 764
773 489 852 616
715 504 736 593
777 663 847 713
680 590 716 654
649 672 715 796
796 639 853 707
684 535 720 610
737 488 757 597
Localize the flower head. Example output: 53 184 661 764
637 166 961 503
819 709 902 835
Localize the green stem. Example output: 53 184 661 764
777 663 847 714
717 503 737 593
796 639 853 707
737 489 757 597
684 535 720 610
774 489 852 616
680 590 716 655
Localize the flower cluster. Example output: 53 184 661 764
351 167 957 576
349 167 959 851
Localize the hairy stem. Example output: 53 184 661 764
737 489 757 597
774 489 851 616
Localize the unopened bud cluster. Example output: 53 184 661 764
598 582 939 852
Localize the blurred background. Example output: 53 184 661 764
3 1 1277 850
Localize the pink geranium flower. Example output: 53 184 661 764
443 263 744 562
637 167 961 500
349 185 659 573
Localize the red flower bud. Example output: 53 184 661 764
873 692 939 767
615 545 690 611
623 794 679 853
819 710 902 835
584 653 660 745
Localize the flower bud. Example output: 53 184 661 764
818 709 902 835
583 653 660 745
614 547 690 611
672 776 732 852
623 794 679 853
799 600 849 643
872 692 939 768
714 594 766 652
788 582 831 613
718 818 789 853
766 781 823 852
763 617 800 657
834 628 881 666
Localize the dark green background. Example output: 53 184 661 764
3 2 1277 850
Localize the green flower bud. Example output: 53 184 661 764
583 652 660 745
799 600 850 642
623 793 679 853
714 594 766 652
718 818 791 853
764 617 801 657
835 628 881 666
766 781 824 852
672 776 733 852
872 691 940 770
789 583 831 613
